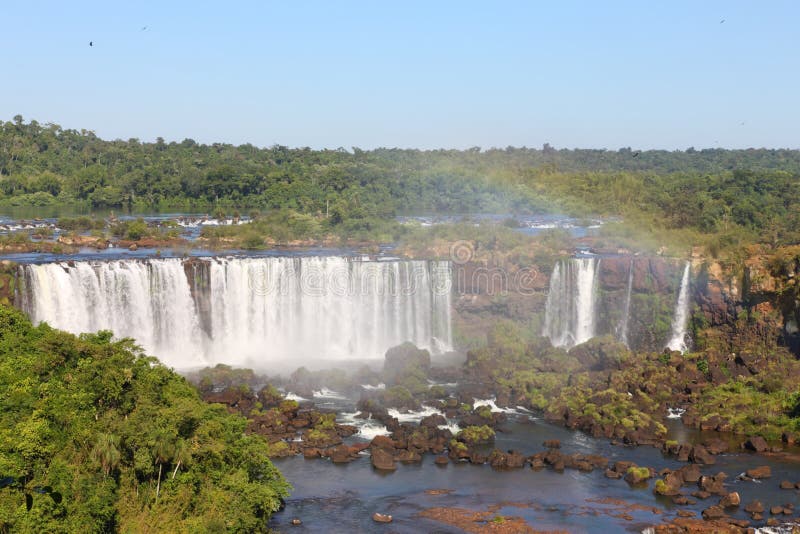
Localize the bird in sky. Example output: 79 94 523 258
89 41 93 46
632 151 640 158
720 19 725 24
141 26 148 31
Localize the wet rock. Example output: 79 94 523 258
396 450 422 463
719 492 740 508
605 469 623 479
701 505 726 520
671 495 691 505
468 451 487 464
584 454 609 469
703 438 729 455
611 460 636 474
782 432 797 445
543 450 564 467
506 450 526 468
370 448 396 471
676 444 691 463
691 490 711 500
676 510 695 518
543 439 561 449
372 512 393 523
530 457 545 470
770 505 784 515
743 436 769 452
698 473 727 495
434 455 449 465
290 518 302 525
420 414 447 428
678 464 701 484
689 444 716 465
303 448 322 459
780 480 796 489
624 466 652 485
370 435 396 451
743 501 764 514
330 444 355 463
745 465 771 479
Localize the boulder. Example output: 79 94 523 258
701 505 726 520
434 455 449 465
689 444 715 465
703 438 729 455
780 480 795 489
678 464 701 484
743 436 769 452
743 500 764 514
330 444 354 464
396 450 422 463
698 473 727 495
745 466 771 479
372 512 393 523
624 466 652 485
370 435 396 452
370 448 396 471
719 492 740 508
543 439 561 449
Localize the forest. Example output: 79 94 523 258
1 116 799 250
0 305 289 533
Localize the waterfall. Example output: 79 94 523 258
666 262 691 353
544 257 600 349
617 259 634 347
18 257 453 369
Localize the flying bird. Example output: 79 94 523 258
141 26 148 31
89 41 93 46
632 151 640 158
720 19 725 24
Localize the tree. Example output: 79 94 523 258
91 433 120 478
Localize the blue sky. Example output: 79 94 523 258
2 1 798 149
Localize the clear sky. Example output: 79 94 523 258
2 1 798 150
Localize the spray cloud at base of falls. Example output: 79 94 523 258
18 257 453 370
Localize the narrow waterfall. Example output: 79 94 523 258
616 259 634 347
544 257 600 349
18 257 453 369
665 262 691 353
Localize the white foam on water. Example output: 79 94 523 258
313 388 347 400
666 407 685 419
388 405 445 423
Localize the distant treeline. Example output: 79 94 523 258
1 116 799 246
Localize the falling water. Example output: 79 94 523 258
544 257 600 349
617 259 634 347
18 257 453 369
666 262 691 353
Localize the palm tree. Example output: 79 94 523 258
152 433 174 502
171 439 191 480
91 433 120 478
